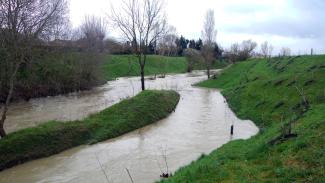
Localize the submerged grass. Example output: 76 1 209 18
161 55 325 182
103 55 227 80
0 90 180 171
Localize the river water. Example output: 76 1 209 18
0 71 258 183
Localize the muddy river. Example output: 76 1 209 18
0 71 258 183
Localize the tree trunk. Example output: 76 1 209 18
138 55 145 91
141 66 145 91
0 122 6 138
0 63 20 138
207 66 211 79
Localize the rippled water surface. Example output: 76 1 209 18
0 71 258 183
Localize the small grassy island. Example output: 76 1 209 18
0 90 180 171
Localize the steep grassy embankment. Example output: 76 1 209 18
0 90 180 171
161 55 325 182
103 55 227 80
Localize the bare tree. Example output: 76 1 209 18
158 25 177 56
280 47 291 57
184 48 203 72
80 16 107 52
52 21 72 41
224 43 240 63
110 0 167 90
0 0 68 138
224 40 257 62
269 45 274 59
239 39 257 60
260 41 274 59
201 9 217 78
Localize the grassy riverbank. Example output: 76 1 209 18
161 55 325 182
0 90 180 171
103 55 227 80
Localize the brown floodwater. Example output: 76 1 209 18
0 71 259 183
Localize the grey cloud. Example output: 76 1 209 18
223 0 325 39
224 3 270 14
224 18 325 39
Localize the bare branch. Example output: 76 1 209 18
201 9 217 78
260 41 273 58
109 0 167 90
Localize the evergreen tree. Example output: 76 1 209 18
213 43 223 58
148 41 156 54
175 35 189 56
195 39 203 50
189 39 196 49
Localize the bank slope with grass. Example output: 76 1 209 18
103 55 227 80
0 90 180 171
161 55 325 182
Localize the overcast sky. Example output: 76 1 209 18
69 0 325 55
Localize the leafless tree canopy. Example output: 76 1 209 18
238 40 257 61
81 16 106 39
224 43 240 63
280 47 291 56
110 0 167 90
80 16 107 51
260 41 273 58
224 40 257 62
0 0 68 40
184 48 203 72
202 9 217 46
111 0 167 54
158 25 177 56
241 40 257 55
201 9 217 78
230 43 240 54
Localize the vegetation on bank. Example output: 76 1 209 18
161 55 325 182
103 55 228 80
0 49 105 102
0 90 180 171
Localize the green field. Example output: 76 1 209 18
0 90 180 171
103 55 227 80
161 55 325 182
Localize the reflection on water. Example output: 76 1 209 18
0 71 259 183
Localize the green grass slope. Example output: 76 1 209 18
161 55 325 182
103 55 227 80
0 90 180 171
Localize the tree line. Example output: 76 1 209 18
107 34 221 57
